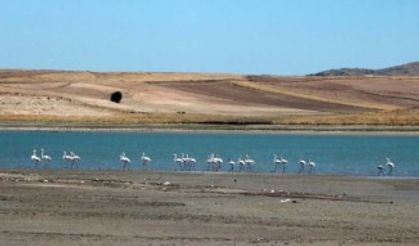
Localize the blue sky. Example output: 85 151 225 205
1 0 419 75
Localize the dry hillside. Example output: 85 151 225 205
309 61 419 76
1 69 419 125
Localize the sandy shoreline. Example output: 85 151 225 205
2 124 419 135
0 169 418 245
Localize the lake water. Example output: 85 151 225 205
0 130 418 177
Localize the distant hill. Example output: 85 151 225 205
309 61 419 76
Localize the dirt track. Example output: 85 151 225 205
0 170 418 245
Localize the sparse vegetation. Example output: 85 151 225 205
276 109 419 126
2 69 419 130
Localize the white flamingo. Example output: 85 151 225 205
140 152 151 168
298 158 306 174
182 154 189 170
40 148 52 166
214 155 223 171
180 153 187 170
308 159 316 174
30 149 41 168
279 156 288 173
377 162 385 176
62 151 73 168
228 159 235 172
273 154 282 172
120 152 131 170
70 152 81 168
244 154 255 172
173 154 184 170
238 157 246 172
189 156 197 170
386 157 395 175
206 154 216 171
184 154 196 171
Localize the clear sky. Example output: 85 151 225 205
1 0 419 75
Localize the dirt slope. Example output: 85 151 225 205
1 69 419 124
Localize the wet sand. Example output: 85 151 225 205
0 169 418 245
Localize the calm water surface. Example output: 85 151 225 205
0 131 418 176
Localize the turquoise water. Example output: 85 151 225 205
0 131 418 176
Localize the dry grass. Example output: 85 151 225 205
277 109 419 126
0 112 277 126
4 109 419 127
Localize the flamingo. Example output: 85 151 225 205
273 154 282 172
377 162 385 176
40 148 52 167
279 156 288 173
189 156 197 170
214 155 223 172
244 154 255 172
298 158 306 174
182 154 190 170
62 151 73 168
238 157 246 172
70 152 81 168
120 152 131 170
308 159 316 174
181 153 187 170
30 149 41 168
206 154 216 171
140 152 151 168
184 154 196 171
228 159 235 172
173 154 184 170
385 158 395 176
